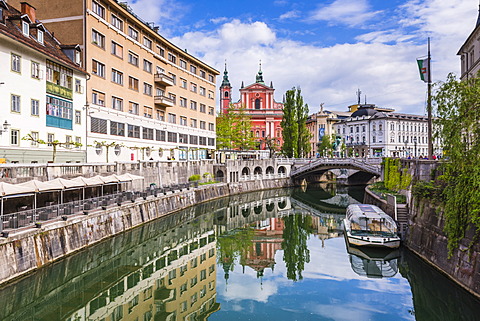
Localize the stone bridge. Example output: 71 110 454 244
291 158 382 185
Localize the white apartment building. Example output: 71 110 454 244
335 105 442 158
0 1 87 163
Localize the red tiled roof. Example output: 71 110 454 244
0 2 87 74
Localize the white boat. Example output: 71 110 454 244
343 204 400 248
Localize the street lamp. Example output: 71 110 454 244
413 137 417 158
0 120 11 135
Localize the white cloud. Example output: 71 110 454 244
309 0 382 27
279 10 300 21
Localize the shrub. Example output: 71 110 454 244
188 174 201 182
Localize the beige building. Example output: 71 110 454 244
306 106 350 158
458 6 480 80
11 0 219 162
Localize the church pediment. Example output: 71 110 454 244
242 83 274 91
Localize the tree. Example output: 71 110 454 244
92 140 124 163
433 73 480 256
22 134 82 163
216 104 256 150
317 135 332 157
261 136 279 158
281 87 312 157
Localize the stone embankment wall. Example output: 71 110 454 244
0 178 292 285
404 197 480 299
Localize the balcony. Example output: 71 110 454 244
154 95 174 107
154 72 174 86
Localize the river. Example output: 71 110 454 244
0 184 478 321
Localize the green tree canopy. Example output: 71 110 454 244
434 73 480 255
281 87 312 158
216 104 257 151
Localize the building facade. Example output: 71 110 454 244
458 6 480 80
306 106 351 158
220 65 283 150
0 1 87 163
334 104 441 158
11 0 219 162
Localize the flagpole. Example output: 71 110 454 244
427 37 433 159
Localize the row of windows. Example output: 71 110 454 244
10 94 82 123
91 1 216 83
342 122 427 134
9 130 81 147
91 117 215 145
91 89 215 121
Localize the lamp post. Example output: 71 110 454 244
413 137 417 158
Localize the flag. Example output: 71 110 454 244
417 58 429 83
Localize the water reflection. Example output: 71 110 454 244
0 184 478 321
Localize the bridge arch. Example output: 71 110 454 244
254 166 262 175
241 167 250 176
278 166 286 174
266 166 274 175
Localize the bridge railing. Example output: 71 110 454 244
291 157 382 177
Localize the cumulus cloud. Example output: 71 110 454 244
309 0 382 27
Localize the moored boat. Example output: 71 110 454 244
343 204 400 248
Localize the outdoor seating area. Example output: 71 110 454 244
0 175 203 235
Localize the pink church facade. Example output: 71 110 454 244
220 65 284 150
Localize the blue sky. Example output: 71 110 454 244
126 0 479 114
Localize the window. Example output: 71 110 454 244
75 137 81 147
208 91 214 99
143 127 154 140
30 131 39 147
111 69 123 85
91 117 108 134
180 59 187 69
143 59 152 73
168 113 176 124
128 51 139 66
92 1 105 18
143 106 152 118
47 133 54 146
31 61 40 79
37 30 44 44
208 74 214 82
128 124 140 138
92 59 105 77
129 102 139 115
191 119 197 128
157 45 165 57
11 53 21 73
169 93 176 105
111 41 123 58
128 26 138 41
180 116 187 126
190 65 197 74
75 110 81 124
167 131 177 142
22 21 29 36
200 121 206 130
91 29 105 48
112 97 123 111
143 83 152 96
199 87 206 96
255 98 261 109
200 104 206 113
168 53 176 64
208 107 214 115
143 37 152 49
111 14 123 31
208 123 215 131
129 76 139 91
75 79 83 93
190 135 198 144
11 94 20 112
180 78 187 89
155 109 165 121
199 137 207 145
190 101 197 110
65 135 72 148
11 129 19 145
156 130 166 141
200 70 206 78
169 72 176 84
31 99 39 116
191 83 197 93
179 133 188 143
92 90 105 106
180 97 187 107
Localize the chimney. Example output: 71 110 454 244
20 2 36 23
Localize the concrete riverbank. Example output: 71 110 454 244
0 178 292 286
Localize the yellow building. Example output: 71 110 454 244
11 0 219 162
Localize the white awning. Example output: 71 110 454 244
115 173 144 182
18 179 63 192
71 176 104 186
0 182 35 197
95 175 120 184
49 177 86 189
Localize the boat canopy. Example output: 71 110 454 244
346 204 397 236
